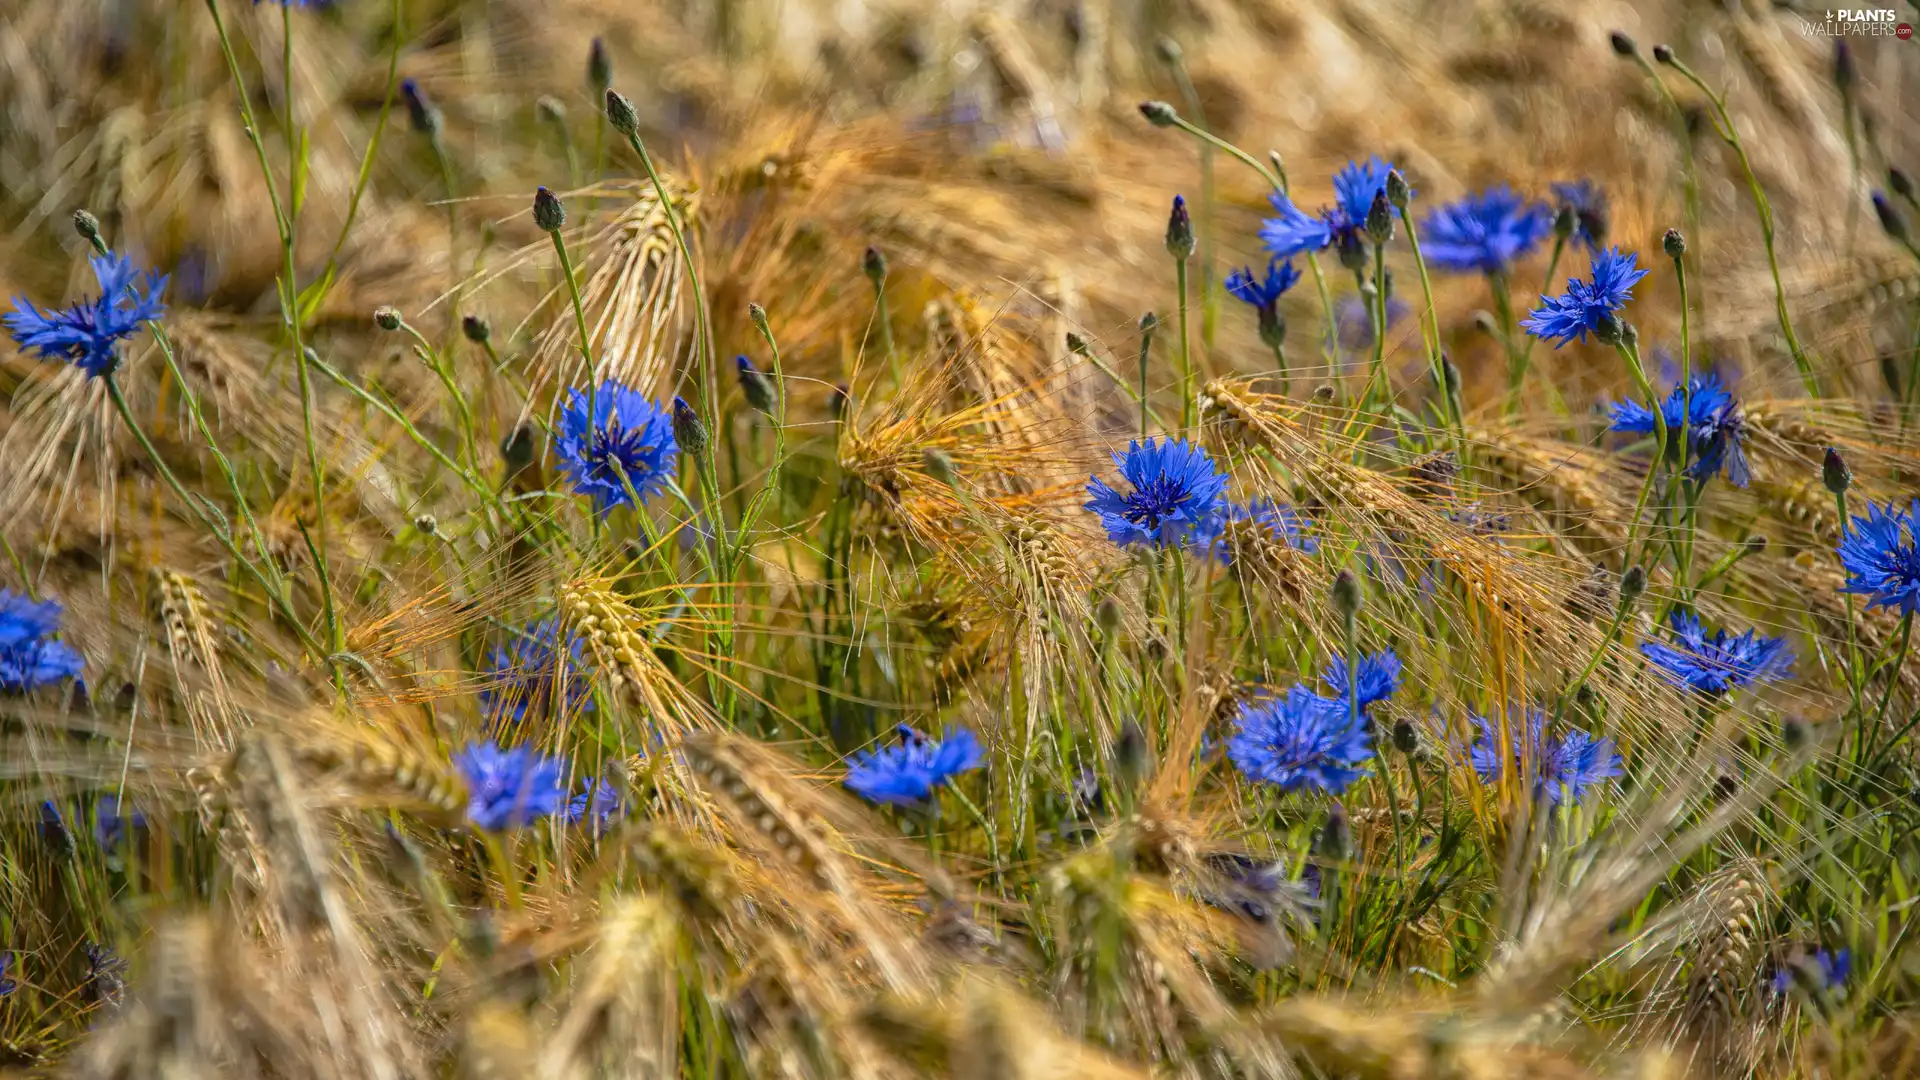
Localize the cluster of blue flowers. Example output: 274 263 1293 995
480 618 590 725
844 724 985 806
554 380 679 511
451 739 622 833
1467 709 1621 807
0 590 84 694
4 253 167 379
1772 948 1850 997
1226 651 1400 795
1610 375 1752 488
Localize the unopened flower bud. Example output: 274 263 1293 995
588 36 613 95
1652 43 1675 65
921 447 958 488
1391 718 1419 755
401 78 442 137
536 95 566 125
373 306 402 331
1065 332 1091 356
1364 190 1394 245
1165 195 1195 260
1316 802 1351 860
1782 715 1810 752
1822 446 1852 495
413 514 438 536
748 302 769 333
1312 384 1336 403
605 89 639 137
1744 534 1768 558
672 396 708 457
1662 228 1686 259
1621 321 1639 350
1331 569 1363 621
533 186 566 232
1472 310 1499 338
72 209 100 243
1385 169 1411 211
1115 717 1150 791
1892 167 1916 202
736 355 775 413
1609 31 1637 57
1873 193 1909 244
462 314 491 344
1095 595 1122 635
1834 40 1855 92
1619 565 1646 608
1139 310 1159 334
862 245 887 285
1138 100 1178 127
1153 36 1182 65
1442 355 1461 397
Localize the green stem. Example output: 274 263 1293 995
1176 259 1193 431
319 0 404 284
1664 57 1817 395
1397 211 1456 439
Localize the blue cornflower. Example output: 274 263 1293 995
554 381 679 511
4 253 167 378
1084 438 1229 550
1772 948 1850 996
1521 247 1648 348
567 777 623 833
452 739 571 831
1550 180 1609 252
1837 499 1920 616
1640 612 1794 696
480 618 589 725
1260 156 1401 260
1226 685 1374 795
1418 186 1552 275
1467 709 1621 806
1322 650 1401 716
0 590 83 694
1224 258 1300 345
1196 498 1318 564
844 724 985 806
1609 374 1752 488
93 794 144 851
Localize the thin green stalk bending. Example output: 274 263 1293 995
318 0 404 286
1663 55 1817 395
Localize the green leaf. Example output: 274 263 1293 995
291 127 311 218
296 265 337 325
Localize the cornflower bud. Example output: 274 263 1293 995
736 355 776 413
1891 167 1916 202
1822 447 1852 495
374 306 402 331
672 396 708 457
1138 100 1178 127
1873 192 1909 244
1385 169 1411 211
533 187 566 232
1619 565 1646 609
921 447 958 488
1331 569 1362 621
72 209 101 243
1316 802 1351 860
1609 31 1637 57
401 78 441 137
588 37 613 96
1165 195 1195 260
462 314 491 344
605 89 639 137
1364 190 1394 246
1652 43 1675 64
1663 228 1686 258
862 245 888 286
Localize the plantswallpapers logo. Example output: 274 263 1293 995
1802 8 1910 36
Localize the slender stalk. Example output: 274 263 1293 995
1615 336 1669 556
1175 259 1193 431
1138 317 1156 438
319 0 404 284
1166 61 1217 348
1663 56 1816 395
1397 211 1455 438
